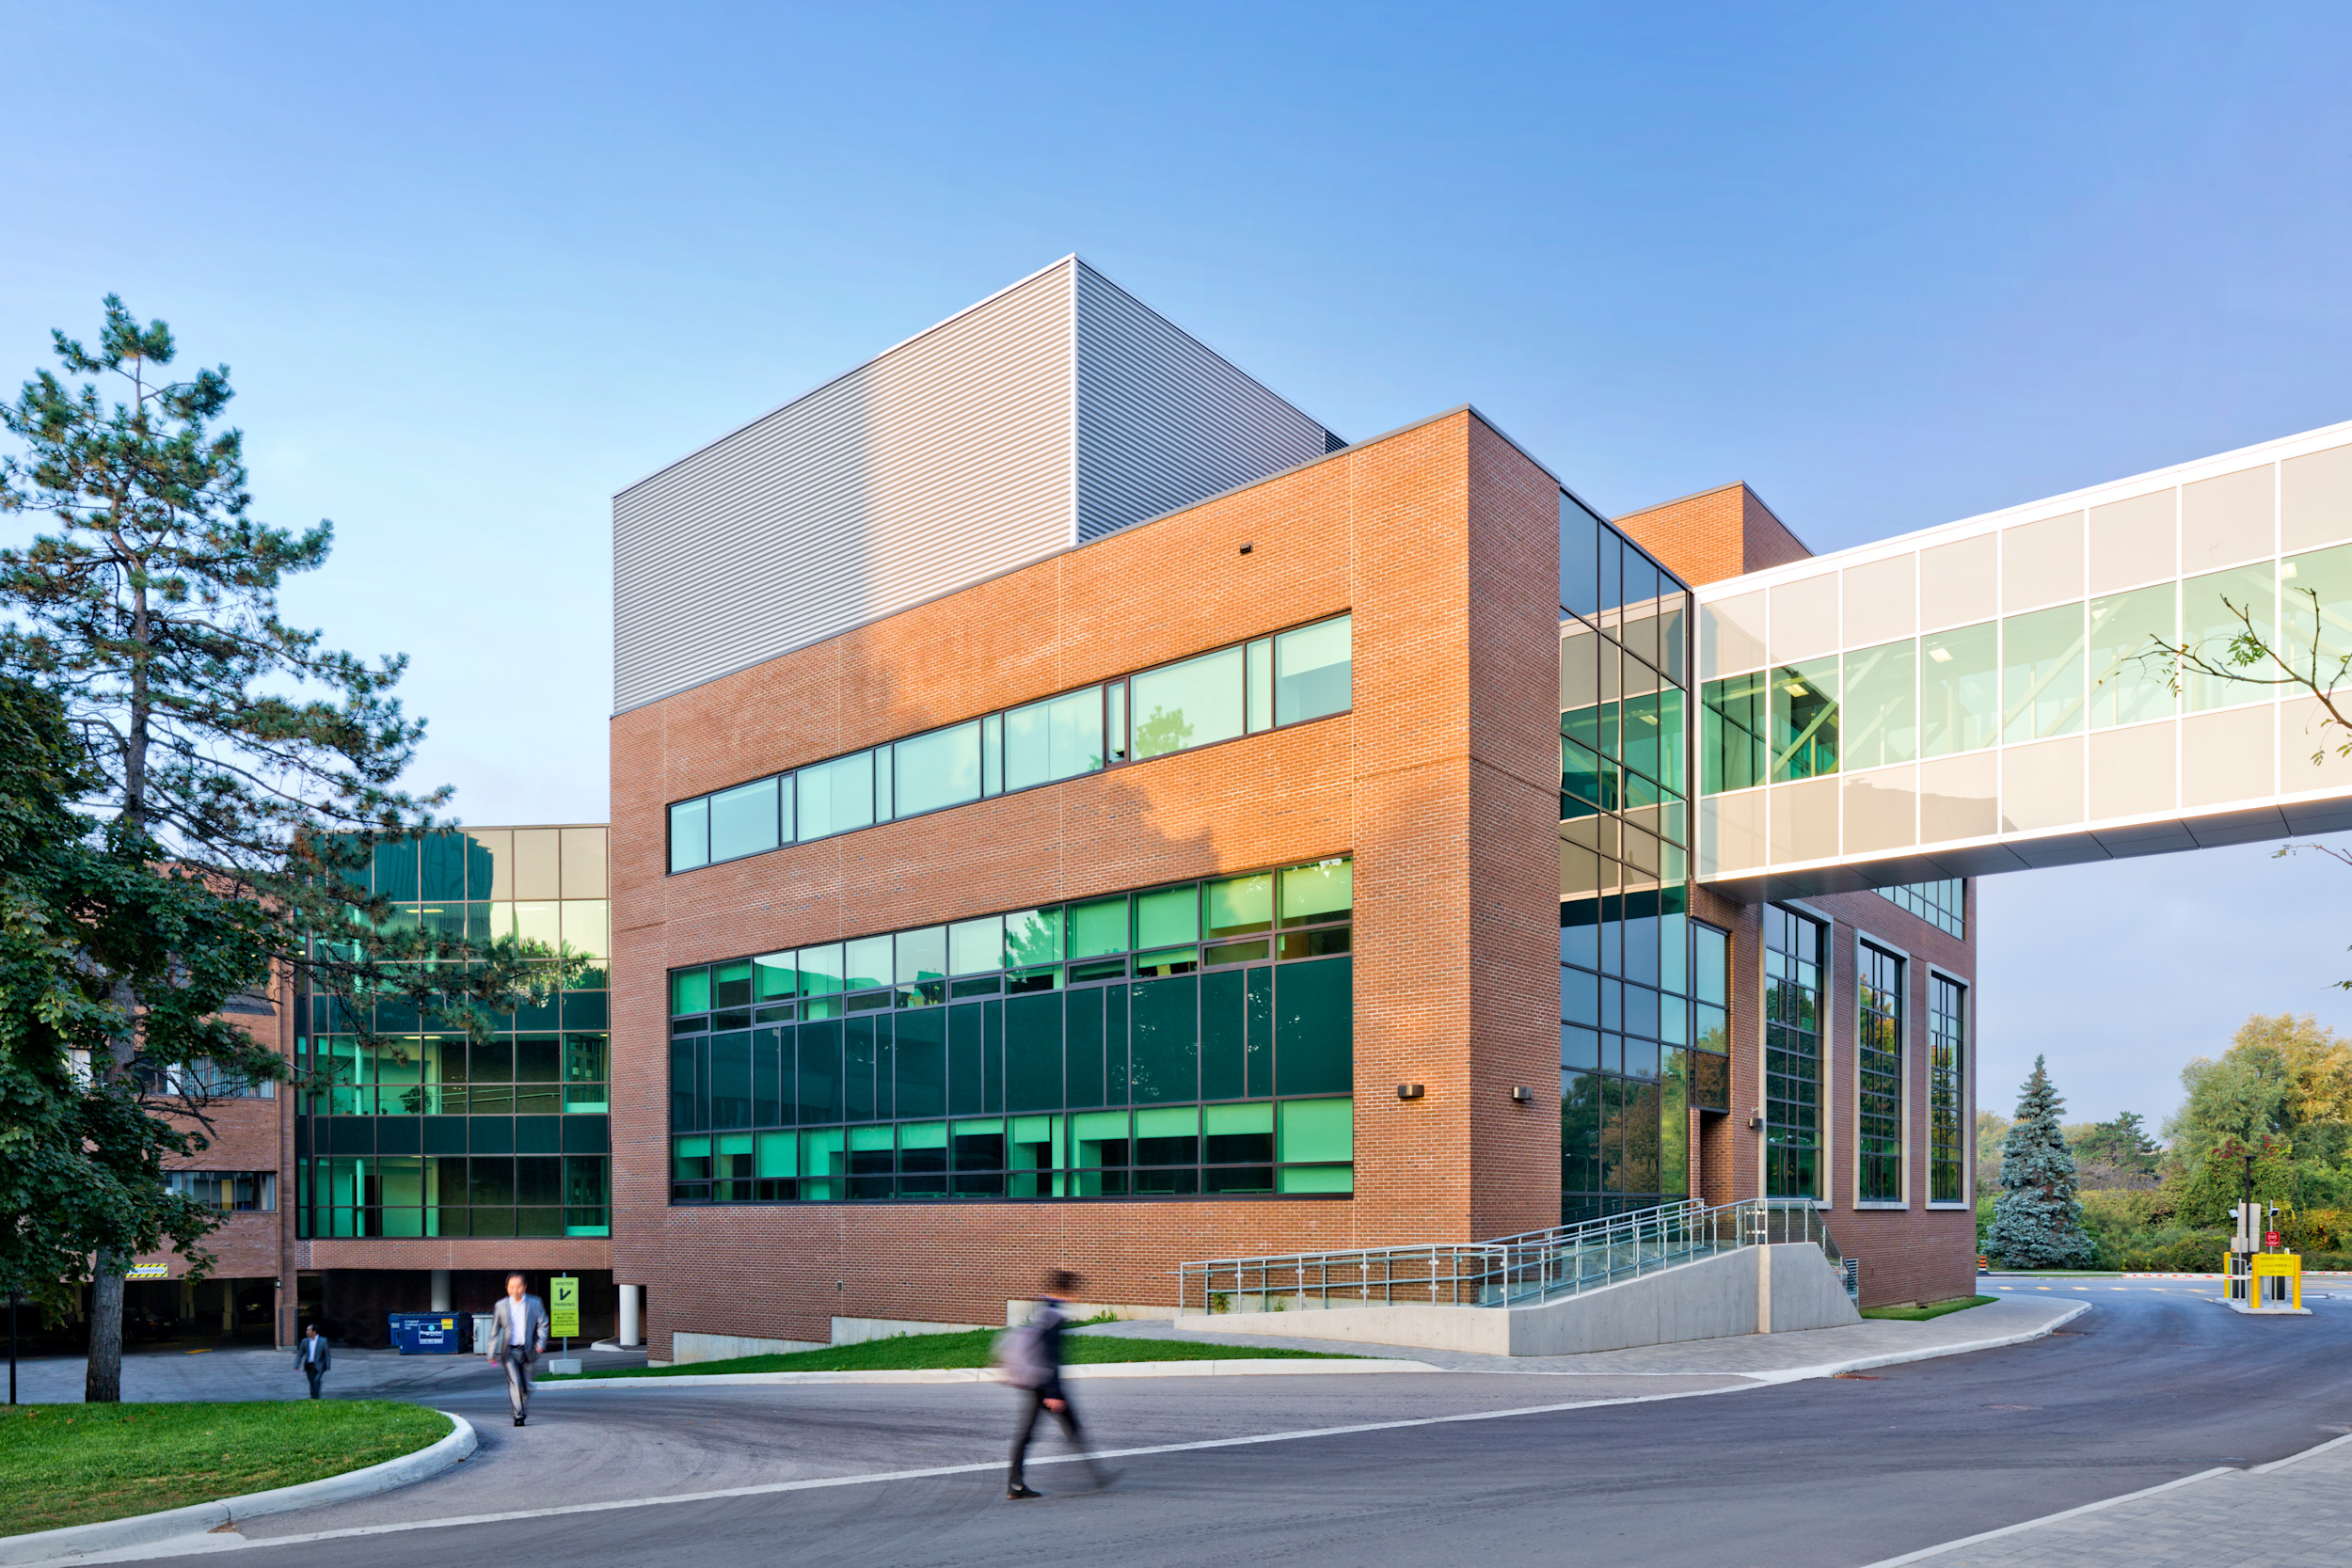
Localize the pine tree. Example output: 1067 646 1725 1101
0 667 274 1327
0 297 578 1399
1987 1055 2096 1268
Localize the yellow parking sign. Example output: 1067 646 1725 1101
550 1276 580 1338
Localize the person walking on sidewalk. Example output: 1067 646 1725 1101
294 1323 331 1400
485 1273 548 1427
1002 1269 1107 1499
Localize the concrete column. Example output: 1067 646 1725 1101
618 1285 642 1347
430 1270 452 1311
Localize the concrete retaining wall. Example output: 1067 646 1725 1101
672 1329 826 1362
1171 1244 1861 1356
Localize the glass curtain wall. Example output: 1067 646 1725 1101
1763 906 1824 1200
1877 879 1966 939
669 615 1353 875
1857 942 1903 1202
666 859 1356 1202
1930 974 1966 1202
295 827 612 1240
1559 494 1709 1224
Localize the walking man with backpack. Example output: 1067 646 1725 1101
1002 1269 1108 1499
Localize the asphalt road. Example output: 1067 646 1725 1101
172 1281 2352 1568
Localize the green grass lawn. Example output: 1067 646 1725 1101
1861 1294 2001 1323
549 1326 1373 1380
0 1401 451 1538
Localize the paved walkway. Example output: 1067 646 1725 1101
1075 1293 2079 1377
1870 1433 2352 1565
5 1341 647 1404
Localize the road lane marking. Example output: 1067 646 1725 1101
131 1307 2102 1560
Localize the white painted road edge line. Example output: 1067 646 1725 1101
22 1297 2094 1564
531 1358 1443 1390
56 1383 1797 1559
0 1413 476 1568
1742 1301 2091 1384
1852 1465 2239 1567
2249 1429 2352 1473
1857 1423 2352 1565
76 1304 2097 1560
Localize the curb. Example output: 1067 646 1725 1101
0 1411 476 1568
1746 1300 2091 1384
535 1357 1437 1390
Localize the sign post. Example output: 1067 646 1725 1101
548 1276 581 1375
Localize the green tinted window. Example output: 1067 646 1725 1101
1135 884 1200 948
1700 672 1768 794
668 800 708 873
1842 640 1916 770
1920 622 1998 756
896 927 946 985
948 916 1002 975
1130 976 1199 1103
753 954 796 1002
2001 603 2087 742
1068 896 1130 958
1004 689 1104 791
1279 1097 1353 1163
1004 908 1061 967
708 777 781 862
2089 585 2178 728
1275 956 1352 1096
797 943 844 997
1279 860 1352 926
1771 659 1838 782
671 967 709 1017
843 936 892 992
1204 873 1272 936
2286 544 2352 682
1275 616 1351 725
1131 646 1246 759
894 721 981 817
2184 563 2277 711
713 960 753 1009
798 752 875 839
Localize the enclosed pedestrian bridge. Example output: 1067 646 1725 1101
1673 420 2352 901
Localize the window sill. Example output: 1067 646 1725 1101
1925 1201 1973 1211
1851 1201 1910 1211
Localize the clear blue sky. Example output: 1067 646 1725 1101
7 4 2351 1131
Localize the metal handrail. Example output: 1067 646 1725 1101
1176 1198 1841 1314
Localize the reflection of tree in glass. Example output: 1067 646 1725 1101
1613 1080 1662 1194
1135 705 1194 757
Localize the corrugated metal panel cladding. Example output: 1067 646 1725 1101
611 261 1080 714
612 256 1342 713
1072 261 1336 542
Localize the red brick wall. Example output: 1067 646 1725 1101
611 410 1569 1354
1691 882 1979 1308
1613 483 1812 587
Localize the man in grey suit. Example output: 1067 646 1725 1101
485 1273 549 1426
294 1323 331 1399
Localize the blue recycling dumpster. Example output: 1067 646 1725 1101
388 1312 465 1354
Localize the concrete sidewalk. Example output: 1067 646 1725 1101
1075 1293 2081 1377
5 1341 647 1404
1867 1433 2352 1565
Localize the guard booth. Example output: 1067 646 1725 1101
2224 1203 2306 1315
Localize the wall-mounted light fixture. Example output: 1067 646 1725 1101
1238 542 1254 554
1746 1113 1764 1130
1396 1083 1424 1101
1510 1085 1533 1103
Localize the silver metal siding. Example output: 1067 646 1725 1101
612 263 1078 713
1072 262 1333 542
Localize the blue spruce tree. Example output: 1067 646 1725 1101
1987 1055 2095 1268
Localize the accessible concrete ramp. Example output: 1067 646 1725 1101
1172 1243 1858 1356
